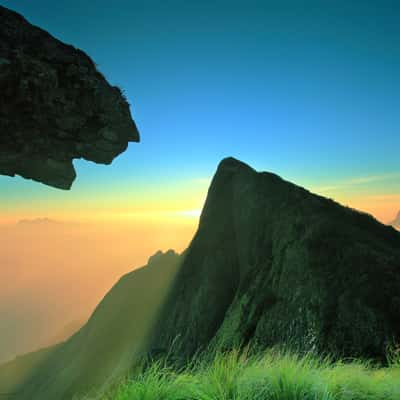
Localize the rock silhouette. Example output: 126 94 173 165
150 158 400 360
0 6 139 189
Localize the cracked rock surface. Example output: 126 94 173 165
0 6 139 189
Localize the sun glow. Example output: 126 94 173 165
176 209 202 218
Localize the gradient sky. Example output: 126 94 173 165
0 0 399 362
0 0 399 223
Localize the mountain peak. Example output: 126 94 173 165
213 157 285 186
151 158 400 360
217 157 255 173
147 249 178 265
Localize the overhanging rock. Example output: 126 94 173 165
0 6 139 189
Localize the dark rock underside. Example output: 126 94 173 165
0 6 139 189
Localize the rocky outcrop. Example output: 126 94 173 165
150 158 400 360
0 6 139 189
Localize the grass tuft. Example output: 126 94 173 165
85 346 400 400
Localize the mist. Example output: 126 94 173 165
0 217 196 363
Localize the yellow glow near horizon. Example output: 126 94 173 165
175 209 202 218
0 170 398 226
0 176 209 224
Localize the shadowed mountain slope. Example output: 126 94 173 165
149 158 400 360
1 158 399 399
0 6 139 189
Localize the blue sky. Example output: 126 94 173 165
0 0 399 221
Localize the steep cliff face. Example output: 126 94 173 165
0 250 181 400
0 6 139 189
150 158 400 360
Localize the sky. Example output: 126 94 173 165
0 0 399 223
0 0 399 361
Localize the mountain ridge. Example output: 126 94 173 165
149 157 400 359
1 158 399 400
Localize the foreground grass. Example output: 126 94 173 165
85 347 400 400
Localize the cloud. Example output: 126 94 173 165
364 194 400 201
313 173 400 193
347 173 400 185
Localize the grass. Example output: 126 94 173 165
82 346 400 400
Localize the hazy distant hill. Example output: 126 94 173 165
390 210 400 230
0 250 181 399
1 158 399 400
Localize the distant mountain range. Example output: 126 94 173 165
17 218 60 225
1 158 399 400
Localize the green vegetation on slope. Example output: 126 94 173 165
82 347 400 400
